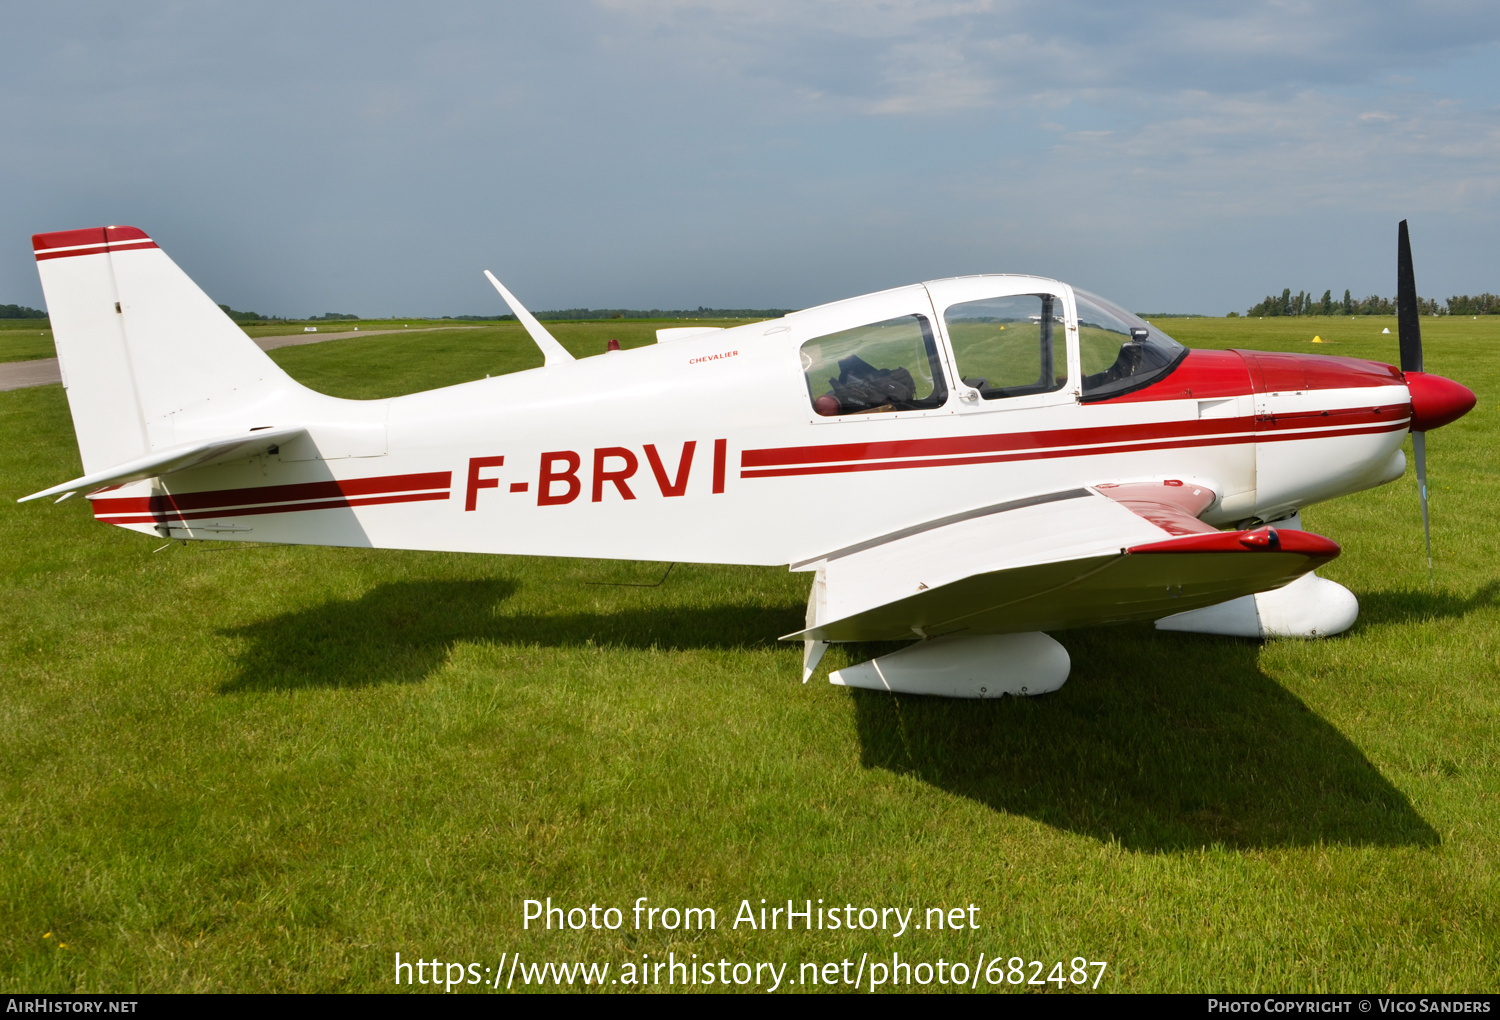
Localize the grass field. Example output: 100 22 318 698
2 315 1498 993
0 319 55 364
0 316 758 365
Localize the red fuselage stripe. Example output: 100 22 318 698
740 406 1406 473
90 471 453 516
97 490 451 525
739 405 1406 470
739 421 1408 479
92 471 453 527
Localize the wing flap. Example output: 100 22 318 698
18 426 306 503
1095 479 1218 535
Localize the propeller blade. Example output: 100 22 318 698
1397 220 1423 373
1399 220 1434 583
1412 430 1433 583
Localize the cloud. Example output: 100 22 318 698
589 3 1500 230
599 0 1500 104
0 2 1496 314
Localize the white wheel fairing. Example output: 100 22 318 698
829 633 1071 699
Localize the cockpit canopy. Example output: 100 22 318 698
796 279 1188 417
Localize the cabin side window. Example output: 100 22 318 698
801 314 948 416
943 294 1066 400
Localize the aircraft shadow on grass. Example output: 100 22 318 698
220 578 1437 853
216 577 797 693
1353 579 1500 629
851 625 1439 853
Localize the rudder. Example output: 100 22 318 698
33 226 299 475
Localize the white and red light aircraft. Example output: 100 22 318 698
21 223 1475 697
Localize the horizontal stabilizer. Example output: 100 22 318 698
18 427 306 503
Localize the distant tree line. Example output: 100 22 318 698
218 305 370 322
452 306 795 322
217 304 279 322
12 301 794 325
212 304 796 323
1246 288 1496 316
1448 294 1500 315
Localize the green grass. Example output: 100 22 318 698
1151 313 1477 353
2 317 1498 993
0 319 56 363
1 316 764 365
263 319 757 397
234 318 507 339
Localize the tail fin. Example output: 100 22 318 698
33 226 299 475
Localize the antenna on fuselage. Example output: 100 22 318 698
483 270 575 367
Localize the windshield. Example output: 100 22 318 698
1074 289 1187 400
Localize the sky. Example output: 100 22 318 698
2 1 1497 316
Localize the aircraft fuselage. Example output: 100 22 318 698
89 277 1417 567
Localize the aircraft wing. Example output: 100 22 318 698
18 427 306 503
784 482 1339 643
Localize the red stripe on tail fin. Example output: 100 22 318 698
32 225 158 261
